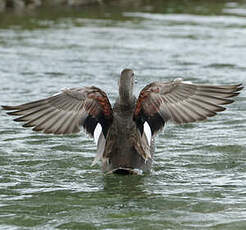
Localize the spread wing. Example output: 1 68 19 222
2 86 113 137
134 78 243 135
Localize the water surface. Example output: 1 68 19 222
0 1 246 229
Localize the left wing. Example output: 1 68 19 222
134 79 243 135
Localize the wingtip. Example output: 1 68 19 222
236 84 244 92
2 105 12 110
6 111 20 116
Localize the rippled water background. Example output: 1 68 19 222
0 1 246 229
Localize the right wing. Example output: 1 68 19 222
2 86 113 137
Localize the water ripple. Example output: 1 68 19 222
1 2 246 230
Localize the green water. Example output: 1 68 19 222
0 1 246 229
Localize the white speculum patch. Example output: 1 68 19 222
143 121 152 146
93 123 102 145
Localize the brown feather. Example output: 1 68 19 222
134 80 243 133
2 87 113 136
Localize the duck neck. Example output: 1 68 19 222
119 84 134 107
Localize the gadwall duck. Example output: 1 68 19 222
2 69 243 174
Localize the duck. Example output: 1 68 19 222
2 69 243 174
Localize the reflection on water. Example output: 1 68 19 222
0 0 246 229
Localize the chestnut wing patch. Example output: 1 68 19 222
134 79 243 135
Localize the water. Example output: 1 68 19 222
0 1 246 229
